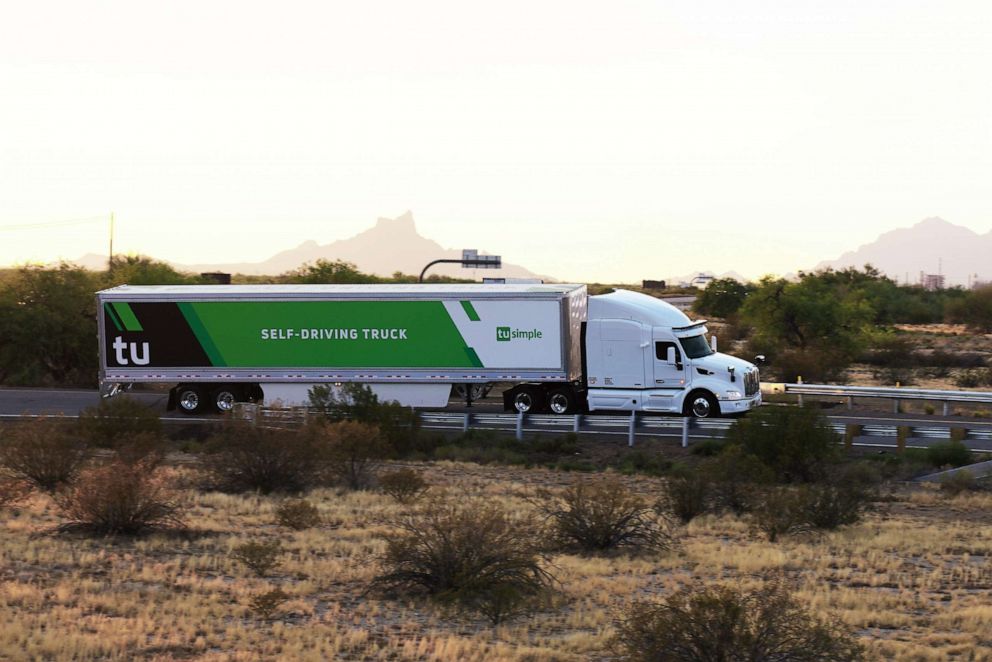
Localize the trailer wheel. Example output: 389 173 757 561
548 388 577 414
685 391 720 418
512 388 543 414
212 386 240 413
176 386 207 415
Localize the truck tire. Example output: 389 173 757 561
176 385 207 415
548 387 578 414
211 386 240 413
512 387 543 414
685 391 720 418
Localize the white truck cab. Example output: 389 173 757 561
584 290 760 417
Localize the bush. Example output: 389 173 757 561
55 459 185 535
232 540 283 577
955 368 992 388
616 449 671 476
379 468 430 504
77 396 163 451
749 486 812 542
538 478 673 555
308 383 421 456
372 497 554 624
802 482 872 531
661 467 709 524
248 588 290 620
203 422 326 494
689 439 725 457
316 420 391 490
700 445 774 515
926 441 972 469
0 417 89 492
614 582 864 661
940 470 977 496
728 406 840 483
274 499 322 530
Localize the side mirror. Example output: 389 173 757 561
666 347 683 370
754 354 766 366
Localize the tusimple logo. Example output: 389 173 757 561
496 326 543 342
112 336 150 366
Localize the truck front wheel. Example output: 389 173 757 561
684 391 720 418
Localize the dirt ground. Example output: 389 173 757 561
2 461 992 661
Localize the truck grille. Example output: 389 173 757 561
744 369 759 397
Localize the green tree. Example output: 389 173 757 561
693 278 753 318
282 259 377 284
947 285 992 333
0 263 99 386
105 255 204 286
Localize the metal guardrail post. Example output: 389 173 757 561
573 414 581 433
463 413 470 433
628 411 637 447
516 411 524 440
847 396 853 410
681 416 690 448
943 401 949 416
797 376 804 407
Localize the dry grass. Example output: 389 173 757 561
2 462 992 660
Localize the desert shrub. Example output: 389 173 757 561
538 478 673 555
274 499 322 530
762 347 850 383
0 477 31 509
802 481 873 531
308 383 421 456
0 417 89 492
614 582 865 661
248 588 289 620
955 368 992 388
727 405 839 483
77 396 163 450
749 486 812 542
372 497 554 624
378 468 429 504
926 440 972 469
700 445 774 515
232 540 283 576
55 459 185 535
689 439 725 457
940 470 978 496
203 421 326 494
616 449 671 476
531 433 580 457
661 467 710 524
316 419 391 490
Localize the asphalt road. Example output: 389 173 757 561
0 387 167 417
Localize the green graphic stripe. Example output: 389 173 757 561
460 300 480 322
112 302 143 332
464 347 483 368
177 302 227 367
104 303 123 332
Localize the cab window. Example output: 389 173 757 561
655 341 681 363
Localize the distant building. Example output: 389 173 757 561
919 272 945 291
688 273 715 289
642 279 667 290
200 272 232 284
973 279 990 290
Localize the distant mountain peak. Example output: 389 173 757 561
372 211 417 234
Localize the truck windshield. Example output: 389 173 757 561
679 334 714 359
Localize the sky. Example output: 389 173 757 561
1 0 991 283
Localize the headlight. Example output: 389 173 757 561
724 390 743 401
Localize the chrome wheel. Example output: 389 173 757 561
549 392 570 414
214 389 237 413
689 394 718 418
178 389 201 414
513 392 534 413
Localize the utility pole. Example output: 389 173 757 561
108 212 115 272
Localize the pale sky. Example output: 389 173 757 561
1 0 991 282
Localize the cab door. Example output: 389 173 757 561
652 339 686 389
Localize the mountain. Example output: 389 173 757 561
816 217 992 287
77 212 548 281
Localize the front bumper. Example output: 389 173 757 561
723 392 761 413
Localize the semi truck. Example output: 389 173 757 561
96 283 761 417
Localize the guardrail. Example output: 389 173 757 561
783 383 992 414
237 405 992 452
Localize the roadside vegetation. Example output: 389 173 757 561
2 393 991 659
